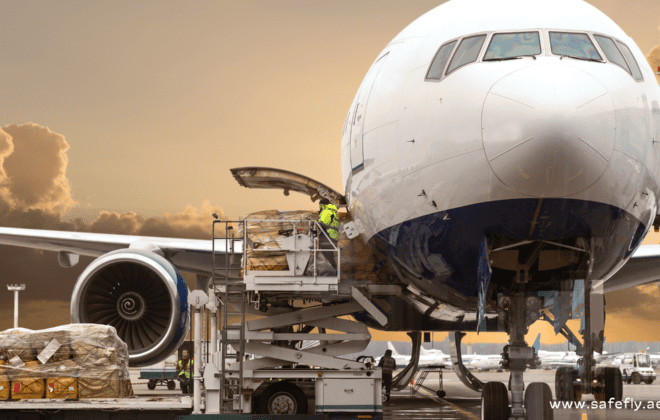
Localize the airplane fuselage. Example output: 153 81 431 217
341 0 660 326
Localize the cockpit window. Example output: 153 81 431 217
594 35 631 75
446 34 487 75
427 40 457 79
484 32 541 60
616 41 643 81
550 32 602 61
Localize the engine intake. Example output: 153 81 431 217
71 249 189 367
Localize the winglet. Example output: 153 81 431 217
532 333 541 352
387 341 400 356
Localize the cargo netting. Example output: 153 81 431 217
0 324 133 400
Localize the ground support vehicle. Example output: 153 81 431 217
614 353 656 385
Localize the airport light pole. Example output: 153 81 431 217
7 284 26 328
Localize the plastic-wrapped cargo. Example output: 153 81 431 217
0 324 133 399
240 210 389 283
240 210 318 272
1 328 38 362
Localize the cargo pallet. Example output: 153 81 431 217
0 395 193 420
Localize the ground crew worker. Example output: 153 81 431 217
318 198 339 271
379 349 396 402
177 349 193 394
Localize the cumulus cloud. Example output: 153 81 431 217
0 123 227 330
0 124 74 215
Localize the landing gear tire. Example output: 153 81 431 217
147 380 156 390
437 390 446 398
555 367 574 402
573 388 582 402
524 382 553 420
481 382 509 420
631 372 641 385
167 380 176 390
604 367 623 401
257 382 308 415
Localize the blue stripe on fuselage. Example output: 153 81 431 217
371 198 646 302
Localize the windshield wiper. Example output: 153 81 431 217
484 55 537 62
559 55 603 63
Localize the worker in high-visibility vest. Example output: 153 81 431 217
379 349 396 402
318 198 339 271
177 349 194 394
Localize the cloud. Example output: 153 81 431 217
0 123 228 330
0 124 74 215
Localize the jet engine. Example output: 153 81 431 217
70 249 190 367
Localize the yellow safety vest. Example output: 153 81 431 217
178 359 193 379
319 204 339 240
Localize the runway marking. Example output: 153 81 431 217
418 388 480 420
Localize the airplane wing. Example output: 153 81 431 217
0 227 242 275
603 244 660 293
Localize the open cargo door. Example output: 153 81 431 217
230 167 346 206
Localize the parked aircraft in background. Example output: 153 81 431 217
387 341 462 368
471 355 504 372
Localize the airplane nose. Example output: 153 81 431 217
482 64 614 197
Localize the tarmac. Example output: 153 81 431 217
128 368 660 419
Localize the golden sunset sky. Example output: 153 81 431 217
1 0 660 344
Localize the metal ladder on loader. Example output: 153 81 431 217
212 220 246 413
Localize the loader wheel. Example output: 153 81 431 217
258 382 308 415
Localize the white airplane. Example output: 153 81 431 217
470 355 504 372
538 351 580 369
386 341 454 368
0 0 659 418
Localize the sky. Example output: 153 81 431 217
1 0 660 344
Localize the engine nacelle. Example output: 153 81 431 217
70 249 190 367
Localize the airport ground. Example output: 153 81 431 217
129 368 660 419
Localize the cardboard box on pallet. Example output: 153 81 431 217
46 377 78 399
78 367 133 398
11 377 45 400
11 361 44 400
